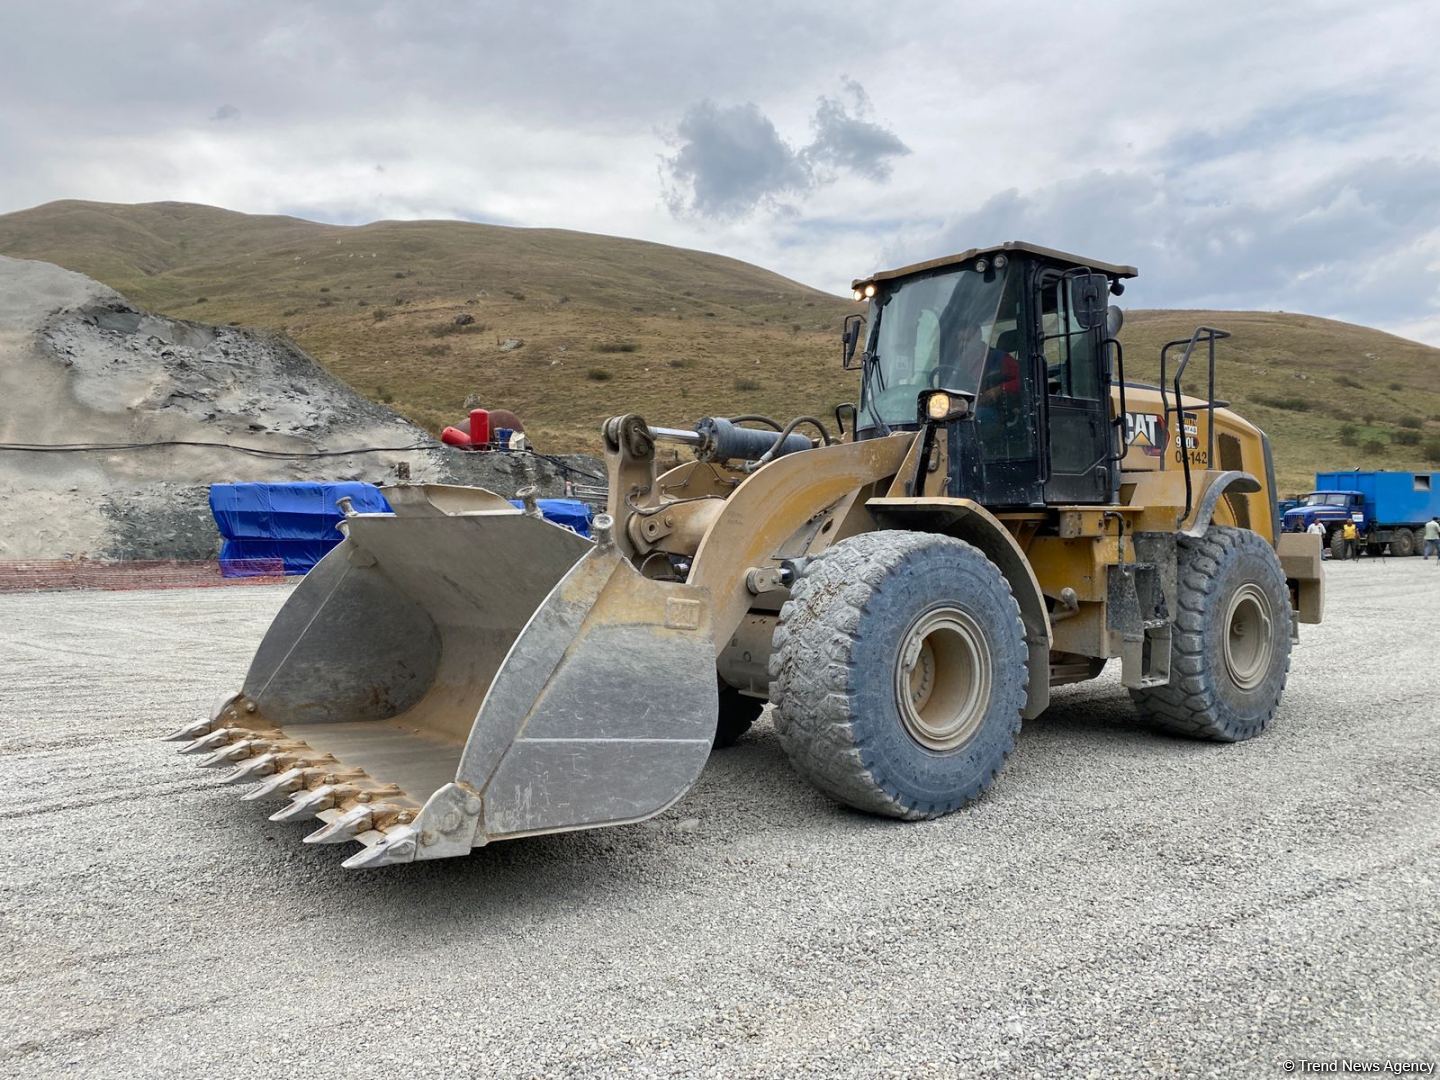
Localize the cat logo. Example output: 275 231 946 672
1124 411 1167 457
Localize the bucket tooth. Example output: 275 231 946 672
244 767 308 802
341 825 420 870
162 718 213 743
178 728 236 755
198 739 268 769
270 785 340 823
221 752 277 785
303 804 376 845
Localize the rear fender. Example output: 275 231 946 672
866 496 1052 719
1184 470 1262 538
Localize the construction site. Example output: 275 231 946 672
1 217 1436 1078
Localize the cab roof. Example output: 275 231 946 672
853 241 1139 290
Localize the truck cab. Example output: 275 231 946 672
1283 490 1365 535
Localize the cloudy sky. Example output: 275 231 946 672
2 1 1439 342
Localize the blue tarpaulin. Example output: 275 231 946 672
210 484 595 577
210 482 392 576
508 497 593 537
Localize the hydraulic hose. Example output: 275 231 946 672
739 415 833 472
724 414 784 431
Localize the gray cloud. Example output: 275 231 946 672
804 78 910 182
0 1 1437 342
903 155 1440 331
1156 91 1399 172
663 81 909 219
662 102 812 219
0 1 866 133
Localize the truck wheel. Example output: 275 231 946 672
1391 528 1417 557
769 531 1027 819
714 684 764 749
1130 526 1292 741
1328 530 1345 560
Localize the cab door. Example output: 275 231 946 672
1038 274 1111 504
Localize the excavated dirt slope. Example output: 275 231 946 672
0 256 596 559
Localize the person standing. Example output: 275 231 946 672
1341 519 1359 561
1423 516 1440 561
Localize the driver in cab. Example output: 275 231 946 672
944 325 1020 425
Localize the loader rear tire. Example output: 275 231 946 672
769 531 1027 820
1130 526 1292 742
714 685 764 749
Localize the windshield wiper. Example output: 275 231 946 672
860 351 892 436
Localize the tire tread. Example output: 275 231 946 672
769 531 1026 819
1130 526 1293 741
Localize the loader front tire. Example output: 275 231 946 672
714 684 764 749
769 531 1028 820
1130 526 1292 741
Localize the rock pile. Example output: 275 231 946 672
0 256 598 559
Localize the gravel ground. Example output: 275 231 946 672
1 561 1437 1078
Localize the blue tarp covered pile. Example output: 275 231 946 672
210 482 392 577
210 483 594 577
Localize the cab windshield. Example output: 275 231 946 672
860 266 1019 429
1301 492 1352 507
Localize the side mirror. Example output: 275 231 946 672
1105 304 1124 337
1070 273 1111 331
841 313 866 369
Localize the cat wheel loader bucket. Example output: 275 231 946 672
166 483 719 869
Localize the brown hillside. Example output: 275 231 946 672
1 199 1436 493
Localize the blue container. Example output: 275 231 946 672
209 482 392 576
1313 471 1440 527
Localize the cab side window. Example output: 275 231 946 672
1040 281 1101 399
974 273 1033 462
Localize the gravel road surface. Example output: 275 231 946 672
1 562 1437 1078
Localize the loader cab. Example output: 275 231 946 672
851 242 1135 508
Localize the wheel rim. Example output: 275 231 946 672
1222 583 1274 691
895 607 992 751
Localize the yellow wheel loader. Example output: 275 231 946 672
168 242 1324 869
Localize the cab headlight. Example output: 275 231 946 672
919 389 972 423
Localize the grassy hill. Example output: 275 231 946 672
1 199 1436 494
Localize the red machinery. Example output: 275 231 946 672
441 409 491 451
